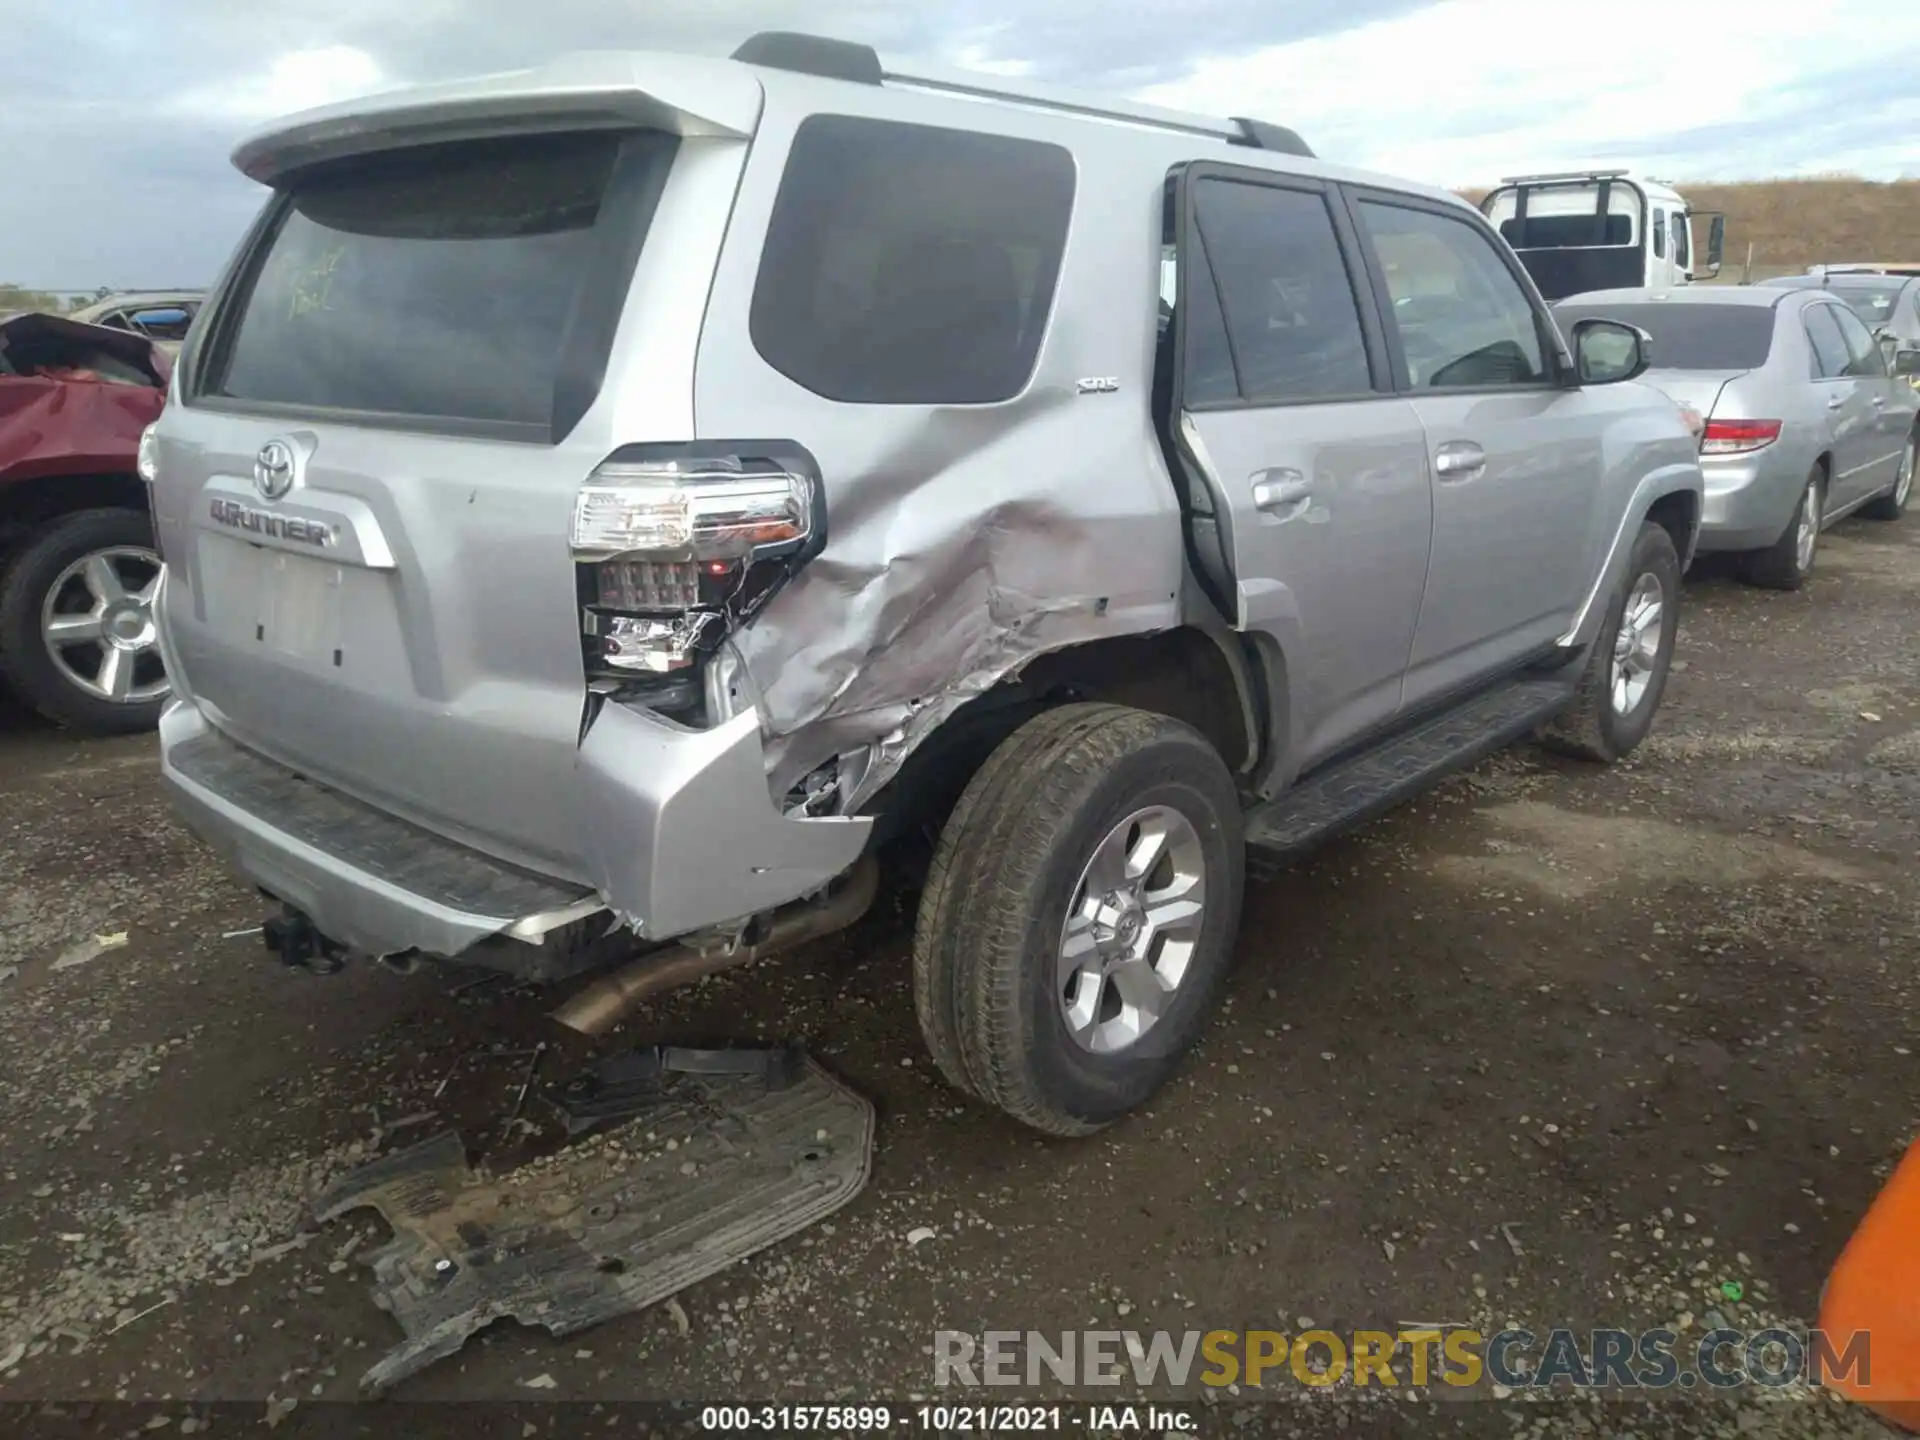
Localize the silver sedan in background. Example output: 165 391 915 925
1553 287 1920 590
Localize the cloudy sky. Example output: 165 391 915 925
6 0 1917 289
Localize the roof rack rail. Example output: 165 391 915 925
1807 262 1914 276
730 31 883 85
1228 117 1314 158
728 31 1314 157
1498 168 1632 185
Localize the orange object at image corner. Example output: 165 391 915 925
1820 1135 1920 1431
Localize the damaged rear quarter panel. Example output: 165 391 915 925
692 84 1189 806
0 314 169 487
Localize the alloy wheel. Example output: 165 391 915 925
39 546 169 705
1057 805 1208 1055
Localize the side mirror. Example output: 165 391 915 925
1703 214 1726 279
1895 347 1920 379
1571 317 1651 384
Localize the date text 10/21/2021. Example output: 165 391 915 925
698 1405 1195 1432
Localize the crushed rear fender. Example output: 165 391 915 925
0 312 169 484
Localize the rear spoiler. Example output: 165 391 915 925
232 51 765 185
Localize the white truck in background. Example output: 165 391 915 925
1480 169 1725 302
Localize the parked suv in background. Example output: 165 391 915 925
1758 272 1920 391
67 291 206 357
146 33 1704 1136
0 311 173 733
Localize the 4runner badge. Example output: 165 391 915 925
1076 376 1120 394
209 496 335 548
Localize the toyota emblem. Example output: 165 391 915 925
253 440 297 500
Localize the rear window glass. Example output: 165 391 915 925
1551 302 1776 370
208 131 673 432
750 115 1075 405
1835 288 1900 325
1765 277 1906 326
1486 183 1639 249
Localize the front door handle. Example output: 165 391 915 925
1433 441 1487 483
1251 468 1312 516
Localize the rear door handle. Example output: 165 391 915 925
1250 468 1312 517
1433 441 1486 483
1828 394 1848 410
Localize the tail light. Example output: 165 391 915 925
1700 419 1781 456
570 441 826 692
137 423 161 483
1675 403 1705 441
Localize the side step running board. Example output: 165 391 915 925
1243 676 1574 881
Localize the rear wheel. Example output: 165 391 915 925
1742 467 1823 591
0 508 170 735
1862 433 1916 521
912 703 1244 1136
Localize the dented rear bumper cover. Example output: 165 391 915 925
158 697 870 962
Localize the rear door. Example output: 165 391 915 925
1172 167 1432 771
1803 301 1882 509
1828 301 1907 494
1347 190 1604 705
152 127 703 878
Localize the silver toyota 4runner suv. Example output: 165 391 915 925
146 32 1704 1135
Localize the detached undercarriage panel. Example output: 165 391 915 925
315 1055 874 1396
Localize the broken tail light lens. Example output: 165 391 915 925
572 443 826 683
595 559 703 611
1700 419 1782 456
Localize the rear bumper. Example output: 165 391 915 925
159 698 872 962
161 702 600 959
1693 453 1803 552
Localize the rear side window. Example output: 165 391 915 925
1838 288 1900 325
1804 305 1852 379
1177 235 1241 406
1551 302 1776 370
1829 303 1888 377
750 116 1075 405
206 131 676 436
1187 179 1372 405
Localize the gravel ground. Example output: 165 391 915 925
3 515 1919 1438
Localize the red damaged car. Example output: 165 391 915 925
0 311 172 734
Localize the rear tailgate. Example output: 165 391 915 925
156 410 595 875
153 70 760 880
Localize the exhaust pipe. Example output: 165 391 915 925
551 856 880 1037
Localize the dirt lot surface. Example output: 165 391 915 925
4 515 1919 1438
